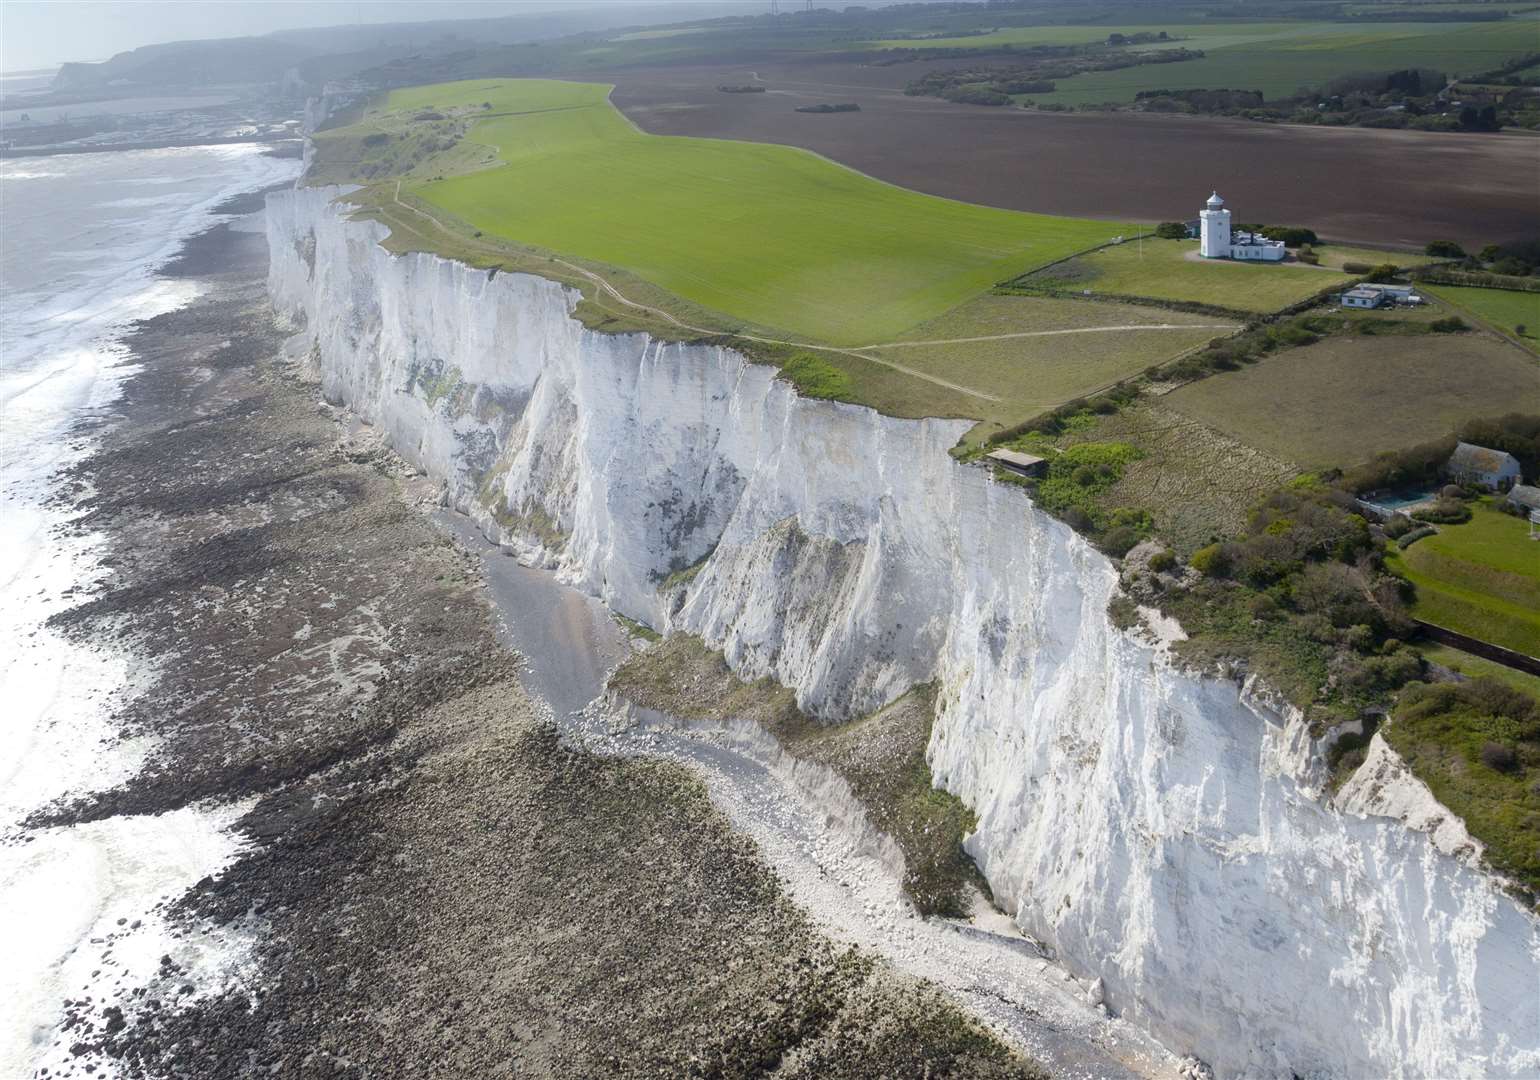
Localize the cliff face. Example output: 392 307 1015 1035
268 185 1540 1079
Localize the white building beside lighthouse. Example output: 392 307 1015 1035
1199 191 1286 261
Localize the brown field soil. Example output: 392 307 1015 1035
849 294 1233 440
1162 332 1540 468
605 59 1540 250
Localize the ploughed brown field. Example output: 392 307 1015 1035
603 57 1540 250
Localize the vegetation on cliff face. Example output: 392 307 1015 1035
1384 678 1540 900
608 636 986 917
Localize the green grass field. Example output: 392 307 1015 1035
387 79 1123 344
1388 500 1540 658
1422 284 1540 351
936 17 1540 105
1310 244 1439 272
1164 334 1540 467
1020 238 1341 313
1416 642 1540 697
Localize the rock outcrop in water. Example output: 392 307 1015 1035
268 185 1540 1079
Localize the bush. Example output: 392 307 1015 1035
1425 240 1466 258
1481 741 1519 772
1412 499 1471 524
1396 525 1438 549
1341 261 1372 274
1190 542 1229 577
1431 316 1469 333
1261 226 1318 247
1100 526 1143 558
1439 484 1466 501
1297 249 1320 265
1148 550 1176 574
1154 221 1189 240
1383 513 1414 539
1365 263 1401 283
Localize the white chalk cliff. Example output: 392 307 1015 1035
267 185 1540 1079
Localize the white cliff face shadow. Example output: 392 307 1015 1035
269 184 1540 1080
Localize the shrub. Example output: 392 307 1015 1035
1425 240 1466 258
1431 316 1469 333
1154 221 1189 240
1190 542 1228 577
1396 525 1438 548
1439 484 1466 501
1061 506 1093 531
1342 261 1372 274
1297 249 1320 265
1365 263 1401 283
362 132 390 147
1100 526 1143 557
1412 499 1471 524
1148 550 1176 574
1481 741 1519 772
1247 591 1279 620
1382 513 1414 539
1261 226 1318 247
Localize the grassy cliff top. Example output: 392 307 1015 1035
330 78 1126 346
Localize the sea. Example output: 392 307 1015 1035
0 142 301 1077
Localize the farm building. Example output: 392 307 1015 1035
1445 441 1522 489
1199 192 1286 262
1506 483 1540 515
987 448 1047 477
1339 283 1423 308
1340 287 1387 309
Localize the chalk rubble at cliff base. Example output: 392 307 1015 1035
266 184 1540 1078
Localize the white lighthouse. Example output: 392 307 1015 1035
1199 190 1231 258
1197 190 1286 261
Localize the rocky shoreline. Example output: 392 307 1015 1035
33 202 1044 1078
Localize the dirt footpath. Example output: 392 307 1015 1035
38 213 1043 1079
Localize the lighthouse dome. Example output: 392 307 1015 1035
1206 191 1225 209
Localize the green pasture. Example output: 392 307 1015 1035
1309 244 1439 272
390 79 1121 344
1020 238 1339 313
1389 500 1540 658
1422 284 1540 350
956 17 1540 105
1416 642 1540 697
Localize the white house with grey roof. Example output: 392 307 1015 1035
1445 442 1522 490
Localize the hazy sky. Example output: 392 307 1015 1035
1 0 740 72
